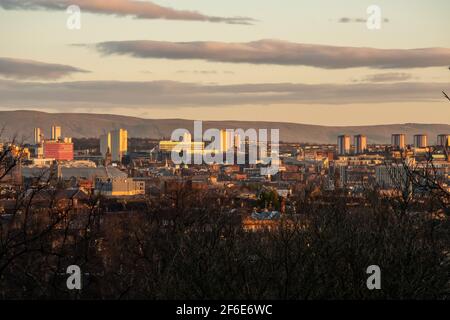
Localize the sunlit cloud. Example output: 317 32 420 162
90 39 450 69
0 0 255 24
0 57 89 80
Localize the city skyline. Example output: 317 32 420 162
1 109 449 146
1 1 449 303
0 0 449 125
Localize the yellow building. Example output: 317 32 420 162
220 129 233 153
159 140 205 154
34 128 42 144
51 126 61 141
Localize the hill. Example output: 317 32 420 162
1 110 449 144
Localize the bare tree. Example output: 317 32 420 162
443 67 450 102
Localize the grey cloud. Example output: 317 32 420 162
176 70 219 75
0 0 255 25
0 57 89 80
176 70 234 75
0 79 444 109
92 39 450 69
338 17 389 23
354 72 414 83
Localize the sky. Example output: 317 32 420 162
0 0 449 126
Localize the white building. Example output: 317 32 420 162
100 132 111 157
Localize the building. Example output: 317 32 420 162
51 126 61 141
391 134 406 150
159 140 205 154
337 135 351 155
31 125 72 159
437 134 450 148
110 129 128 162
43 141 74 161
220 129 233 153
100 132 111 157
413 134 428 148
354 135 367 154
22 163 126 182
182 132 192 143
95 177 145 196
35 144 44 159
234 134 242 150
375 164 409 189
34 128 42 144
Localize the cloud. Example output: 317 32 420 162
91 39 450 69
338 17 389 23
354 72 414 83
0 0 255 25
0 79 444 109
0 57 89 80
176 70 224 75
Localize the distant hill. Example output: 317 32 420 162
1 110 449 145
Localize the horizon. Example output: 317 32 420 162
1 109 449 146
2 109 450 128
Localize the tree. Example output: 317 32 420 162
443 67 450 102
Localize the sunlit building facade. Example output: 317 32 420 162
43 141 74 161
437 134 450 148
354 135 367 154
51 126 61 141
413 134 428 148
337 135 351 155
111 129 128 162
391 134 406 150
